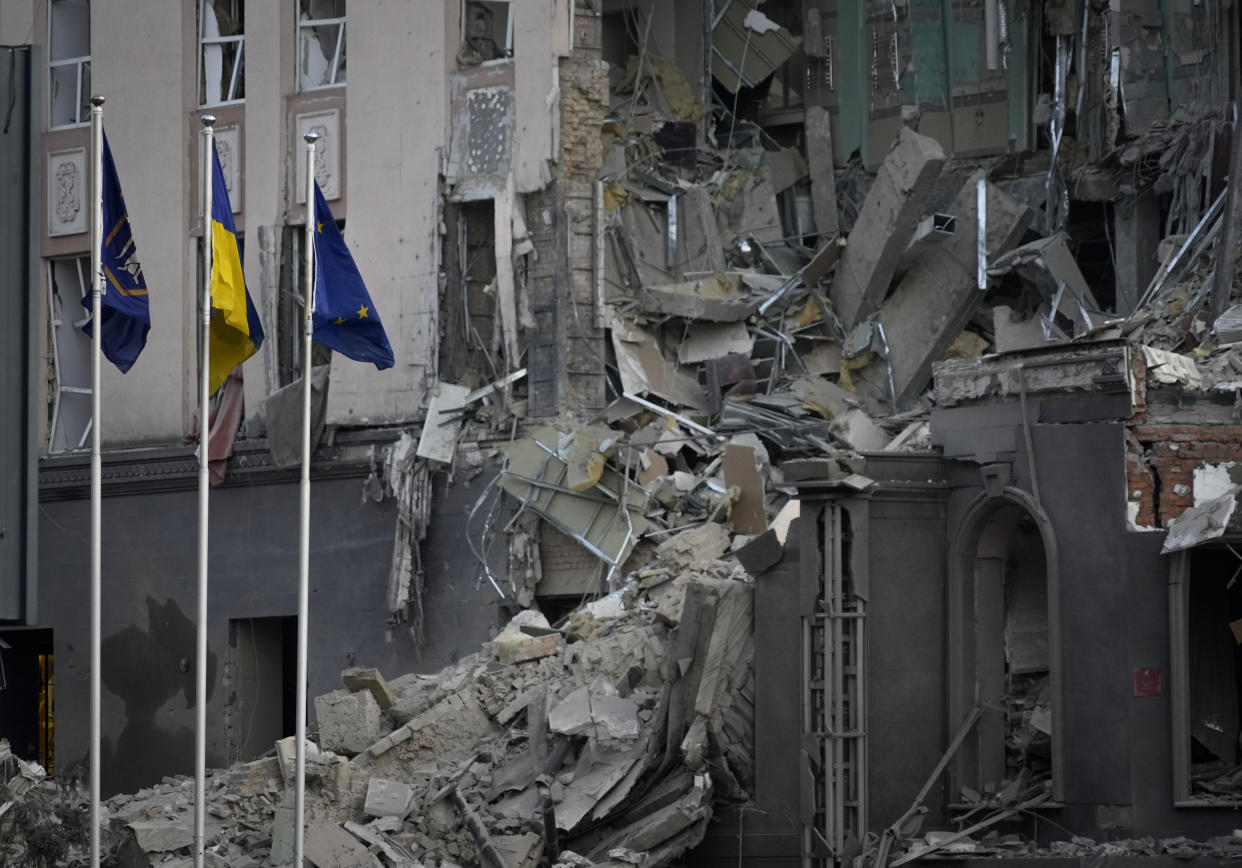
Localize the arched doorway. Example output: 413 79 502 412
949 491 1062 804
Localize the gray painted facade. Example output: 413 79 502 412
32 443 505 796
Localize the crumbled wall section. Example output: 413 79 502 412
1126 425 1242 528
556 4 609 418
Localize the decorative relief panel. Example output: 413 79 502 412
48 147 87 237
296 109 340 202
214 125 242 213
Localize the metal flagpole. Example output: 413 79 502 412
88 93 104 868
295 130 319 868
195 113 216 868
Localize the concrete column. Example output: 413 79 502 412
1112 192 1160 315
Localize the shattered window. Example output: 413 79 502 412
48 0 90 128
458 0 513 65
200 0 244 106
276 225 333 387
298 0 346 90
46 257 94 453
1177 546 1242 803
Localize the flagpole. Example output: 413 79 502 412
195 113 216 868
295 130 319 868
88 93 104 868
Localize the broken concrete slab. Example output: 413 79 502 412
365 777 414 819
993 304 1049 353
315 688 384 757
805 106 840 239
305 822 384 868
988 232 1102 333
831 127 947 328
416 381 472 464
828 408 893 452
638 273 761 322
676 322 753 365
1163 486 1242 552
127 817 194 853
611 314 708 411
878 176 1034 407
342 667 397 711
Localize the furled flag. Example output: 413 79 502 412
207 141 265 394
310 182 394 369
83 133 150 372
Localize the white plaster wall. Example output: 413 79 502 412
91 0 190 445
511 0 571 192
327 0 452 425
0 0 37 45
242 0 294 410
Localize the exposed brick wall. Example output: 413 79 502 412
1125 424 1242 527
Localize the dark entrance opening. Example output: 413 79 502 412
0 628 55 774
227 616 296 764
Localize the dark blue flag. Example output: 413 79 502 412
311 182 394 369
83 133 150 373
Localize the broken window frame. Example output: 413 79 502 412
297 0 346 91
48 0 90 129
46 256 94 453
276 223 334 387
1168 543 1242 805
199 0 245 107
459 0 514 65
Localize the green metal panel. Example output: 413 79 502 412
835 0 867 163
1006 0 1032 149
906 0 952 108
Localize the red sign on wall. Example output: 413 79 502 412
1133 667 1162 696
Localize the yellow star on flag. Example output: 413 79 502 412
357 304 369 319
334 316 345 325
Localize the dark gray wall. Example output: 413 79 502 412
937 401 1242 840
0 45 35 623
38 462 505 796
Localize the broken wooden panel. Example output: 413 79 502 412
416 382 472 464
879 177 1033 407
498 427 650 567
830 126 946 328
723 443 767 534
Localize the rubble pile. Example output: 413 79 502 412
90 528 750 868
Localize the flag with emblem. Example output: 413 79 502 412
83 132 150 373
310 182 394 369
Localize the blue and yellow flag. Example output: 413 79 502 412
311 183 394 370
208 141 264 394
83 133 149 373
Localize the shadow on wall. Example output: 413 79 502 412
99 597 217 796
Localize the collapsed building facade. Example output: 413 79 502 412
4 0 1242 865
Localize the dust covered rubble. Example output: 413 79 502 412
97 526 752 868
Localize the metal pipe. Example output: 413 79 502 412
88 92 104 868
195 112 216 868
295 131 320 868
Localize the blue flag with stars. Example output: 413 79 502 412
83 132 150 373
311 182 394 370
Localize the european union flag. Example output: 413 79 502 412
83 133 149 373
311 183 394 370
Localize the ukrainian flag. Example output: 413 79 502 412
207 141 264 394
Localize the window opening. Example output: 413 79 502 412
277 225 333 387
227 617 295 764
201 0 245 106
49 0 90 128
1176 545 1242 802
47 257 94 453
299 0 346 90
0 630 55 775
459 1 513 65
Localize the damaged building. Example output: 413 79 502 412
4 0 1242 865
